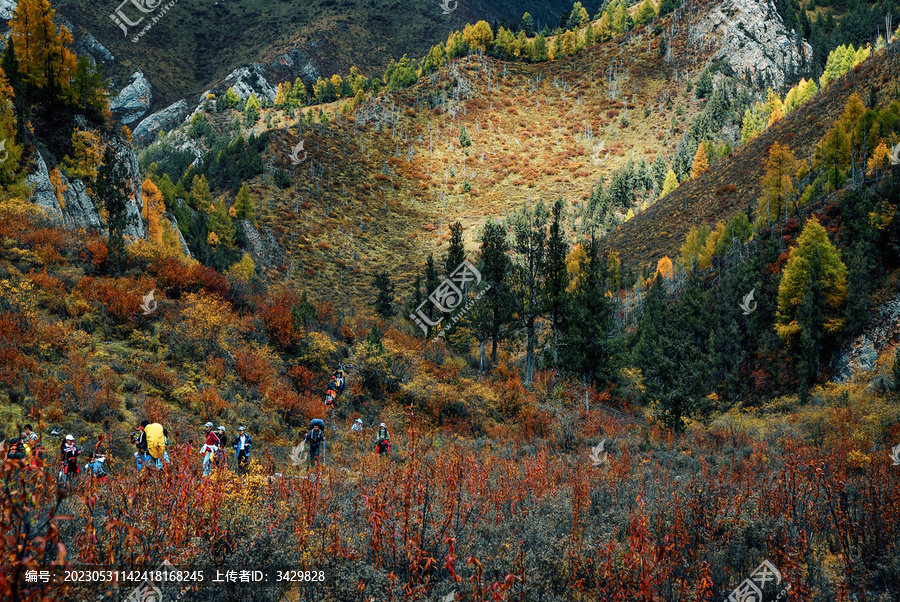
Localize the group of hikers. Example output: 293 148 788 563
4 366 394 481
301 366 391 465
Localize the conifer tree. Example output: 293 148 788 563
444 221 466 275
661 169 679 197
543 198 569 368
234 182 255 222
94 146 131 274
690 142 709 179
244 93 261 125
775 217 847 348
373 270 396 319
512 200 548 386
563 237 618 407
142 178 166 244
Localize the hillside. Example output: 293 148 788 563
41 0 582 110
3 0 900 600
602 42 900 269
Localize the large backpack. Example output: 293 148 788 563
145 423 166 459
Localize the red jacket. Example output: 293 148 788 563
205 431 220 448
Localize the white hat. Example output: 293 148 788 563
355 418 362 423
65 434 74 441
379 423 386 427
238 426 246 431
218 425 226 431
204 422 213 429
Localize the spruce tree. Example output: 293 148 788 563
94 146 132 275
512 200 548 386
543 198 569 368
444 221 466 275
562 237 618 409
373 270 396 319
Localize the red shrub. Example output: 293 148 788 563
234 349 272 387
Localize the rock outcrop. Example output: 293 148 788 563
691 0 812 90
133 99 190 147
832 294 900 383
164 211 193 259
110 71 153 125
240 220 285 269
76 32 115 65
25 133 146 240
25 152 64 222
224 64 278 103
0 0 17 20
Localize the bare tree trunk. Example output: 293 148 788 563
525 317 536 387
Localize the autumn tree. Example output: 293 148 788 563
661 169 679 197
94 146 132 274
8 0 77 96
0 65 22 183
756 141 801 225
62 128 103 180
690 142 709 179
244 93 260 125
234 182 255 222
191 174 212 211
142 178 166 244
655 255 674 280
634 0 657 26
463 21 494 53
207 197 235 247
775 217 847 352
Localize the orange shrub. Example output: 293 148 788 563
234 349 273 387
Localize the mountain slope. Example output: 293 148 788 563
600 43 900 269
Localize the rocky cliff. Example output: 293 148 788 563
690 0 812 90
26 133 148 241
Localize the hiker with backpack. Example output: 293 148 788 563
233 426 252 474
215 426 227 468
59 435 81 482
201 422 220 477
375 423 390 456
145 422 169 470
131 420 152 471
304 420 325 465
6 432 27 462
86 433 110 483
